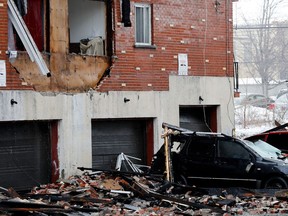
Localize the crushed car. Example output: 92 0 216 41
150 122 288 189
245 123 288 154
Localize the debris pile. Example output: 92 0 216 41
1 170 288 215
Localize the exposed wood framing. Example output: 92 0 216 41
11 53 109 92
9 0 110 92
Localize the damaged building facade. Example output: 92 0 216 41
0 0 236 190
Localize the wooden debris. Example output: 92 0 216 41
1 172 288 215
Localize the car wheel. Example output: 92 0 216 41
264 177 288 189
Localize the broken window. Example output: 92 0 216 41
121 0 131 27
187 138 215 160
68 0 106 55
9 0 49 52
135 3 151 45
8 0 50 76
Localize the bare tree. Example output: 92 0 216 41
234 0 288 96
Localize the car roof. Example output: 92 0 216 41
162 122 231 138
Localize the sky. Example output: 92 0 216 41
233 0 288 25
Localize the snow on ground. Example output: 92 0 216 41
235 123 274 139
234 105 282 139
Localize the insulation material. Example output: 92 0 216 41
11 53 109 92
80 37 104 56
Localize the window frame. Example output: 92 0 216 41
134 3 152 46
217 140 250 160
185 137 215 161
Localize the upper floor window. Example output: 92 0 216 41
68 0 106 55
135 3 151 45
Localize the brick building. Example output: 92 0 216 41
0 0 236 190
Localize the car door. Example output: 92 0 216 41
214 139 258 187
179 136 218 184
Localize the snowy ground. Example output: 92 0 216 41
234 105 285 139
235 123 274 139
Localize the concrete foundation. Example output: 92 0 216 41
0 75 235 177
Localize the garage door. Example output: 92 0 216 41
180 106 217 132
92 120 147 170
0 121 51 191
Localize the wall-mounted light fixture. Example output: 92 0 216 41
124 97 130 103
10 99 18 105
199 96 204 104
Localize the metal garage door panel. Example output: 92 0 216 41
0 121 51 191
92 120 146 169
180 107 211 131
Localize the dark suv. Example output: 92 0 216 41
150 123 288 189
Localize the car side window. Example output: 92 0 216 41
218 140 250 160
186 138 215 160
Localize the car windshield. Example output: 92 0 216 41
244 139 282 159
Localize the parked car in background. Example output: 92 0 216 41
234 93 275 109
245 123 288 154
150 123 288 189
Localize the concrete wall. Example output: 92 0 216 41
0 75 234 178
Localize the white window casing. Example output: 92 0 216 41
135 3 151 46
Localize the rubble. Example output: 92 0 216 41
1 170 288 215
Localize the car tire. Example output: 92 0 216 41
264 177 288 189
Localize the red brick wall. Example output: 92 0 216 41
0 0 234 92
98 0 234 92
0 0 33 90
